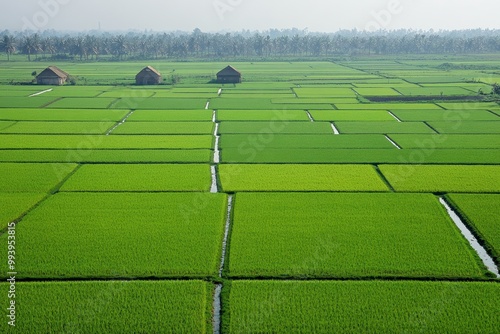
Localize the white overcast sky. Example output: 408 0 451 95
3 0 499 32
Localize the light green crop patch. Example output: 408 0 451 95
228 193 488 279
0 192 227 279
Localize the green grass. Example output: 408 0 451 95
0 193 46 229
0 108 129 121
390 109 499 121
60 164 212 191
0 163 78 193
335 121 435 134
380 165 500 193
127 110 213 121
0 149 212 163
219 134 394 149
112 122 214 134
310 110 395 121
220 148 500 164
218 122 333 134
219 164 389 192
47 97 118 109
388 134 500 149
0 281 211 333
227 281 500 333
0 121 115 134
428 121 500 134
228 193 486 278
0 134 213 149
448 194 500 264
0 192 227 278
437 102 500 110
217 110 309 121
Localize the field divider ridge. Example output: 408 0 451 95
384 135 402 149
0 194 52 237
373 165 396 192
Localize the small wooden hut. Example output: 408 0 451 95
217 65 241 84
136 66 162 85
36 66 69 85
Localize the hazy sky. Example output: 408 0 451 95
3 0 499 32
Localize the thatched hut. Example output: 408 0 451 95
217 65 241 84
36 66 69 85
136 66 162 85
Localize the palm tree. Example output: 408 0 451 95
1 35 16 61
22 35 36 61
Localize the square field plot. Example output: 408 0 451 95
60 164 212 191
219 134 394 149
228 193 487 279
0 281 211 333
0 134 214 149
217 110 309 121
428 121 500 134
113 98 209 110
0 96 57 108
390 109 499 122
0 149 212 164
0 163 78 193
0 121 115 134
379 165 500 193
0 193 227 279
112 122 213 135
448 194 500 264
0 193 46 229
309 110 395 122
218 122 333 134
335 121 435 134
127 110 213 122
228 281 500 333
47 98 117 109
219 165 389 192
0 108 129 122
387 134 500 149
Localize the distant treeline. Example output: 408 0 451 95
1 29 500 61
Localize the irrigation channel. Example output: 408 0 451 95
388 111 402 122
29 88 53 97
439 197 500 278
106 110 135 135
385 135 402 149
330 122 340 135
305 110 315 122
213 195 234 334
213 110 221 164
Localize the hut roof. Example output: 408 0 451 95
217 65 241 76
137 66 162 77
37 66 69 79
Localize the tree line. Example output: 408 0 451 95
1 29 500 61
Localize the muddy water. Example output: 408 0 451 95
439 198 500 278
385 135 402 149
213 122 220 163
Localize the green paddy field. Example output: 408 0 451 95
0 57 499 333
